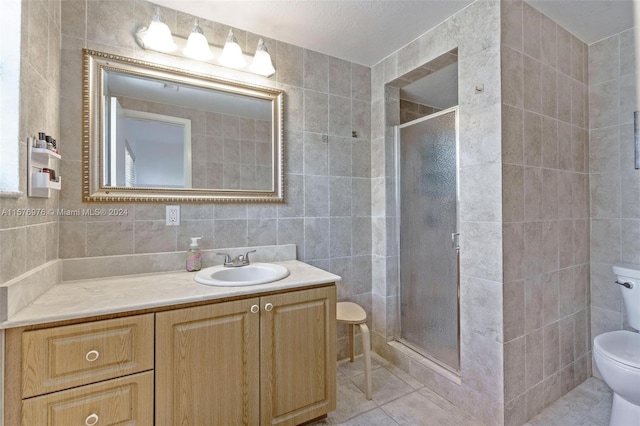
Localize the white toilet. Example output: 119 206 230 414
593 263 640 426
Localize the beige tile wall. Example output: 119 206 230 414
588 27 639 372
57 0 371 359
399 99 440 124
501 1 590 425
371 1 504 425
0 0 61 285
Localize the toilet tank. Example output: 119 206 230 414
613 263 640 331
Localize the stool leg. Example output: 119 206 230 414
359 322 372 400
349 324 355 362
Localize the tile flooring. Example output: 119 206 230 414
311 353 614 425
525 378 613 426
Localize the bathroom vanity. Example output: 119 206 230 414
2 260 338 426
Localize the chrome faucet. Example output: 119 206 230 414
217 250 256 267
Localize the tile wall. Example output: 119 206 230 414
399 99 440 124
57 0 372 358
588 27 639 365
371 1 505 425
0 0 61 285
501 1 591 425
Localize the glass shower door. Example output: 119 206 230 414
396 107 459 371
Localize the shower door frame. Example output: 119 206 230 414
394 105 461 373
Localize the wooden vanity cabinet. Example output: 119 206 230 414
5 283 336 426
155 285 336 426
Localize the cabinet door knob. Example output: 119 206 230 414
264 302 273 312
85 413 99 426
250 304 260 314
85 350 100 362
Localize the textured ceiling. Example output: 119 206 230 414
153 0 636 108
154 0 635 67
528 0 634 45
153 0 474 66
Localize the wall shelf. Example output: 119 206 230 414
31 147 61 161
28 144 62 198
31 172 61 190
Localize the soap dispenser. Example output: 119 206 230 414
186 237 202 272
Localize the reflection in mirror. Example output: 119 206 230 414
83 49 284 202
107 103 193 188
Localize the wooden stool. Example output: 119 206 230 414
336 301 372 400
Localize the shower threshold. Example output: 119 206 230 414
392 339 461 384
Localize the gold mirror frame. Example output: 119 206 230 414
82 49 284 203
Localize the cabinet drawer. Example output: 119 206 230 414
22 314 154 398
22 371 154 426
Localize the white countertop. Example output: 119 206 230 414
1 260 340 329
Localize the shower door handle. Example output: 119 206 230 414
451 232 460 250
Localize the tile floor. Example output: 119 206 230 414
525 378 613 426
311 353 614 425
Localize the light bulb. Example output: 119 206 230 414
249 38 275 76
219 29 246 69
182 19 213 61
142 8 176 53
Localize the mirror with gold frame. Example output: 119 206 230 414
82 49 284 202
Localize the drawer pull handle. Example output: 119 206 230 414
85 350 100 362
250 304 259 314
85 413 99 426
264 303 273 312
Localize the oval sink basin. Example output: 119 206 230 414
194 263 290 286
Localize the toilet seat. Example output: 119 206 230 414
594 330 640 369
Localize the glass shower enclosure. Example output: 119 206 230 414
395 107 460 372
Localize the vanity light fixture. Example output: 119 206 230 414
134 16 275 77
140 7 177 53
219 29 246 69
182 19 213 61
249 38 276 76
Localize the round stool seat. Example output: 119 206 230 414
337 302 367 324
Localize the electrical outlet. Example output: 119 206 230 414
166 205 180 226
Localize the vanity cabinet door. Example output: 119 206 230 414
260 286 336 426
155 298 260 426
